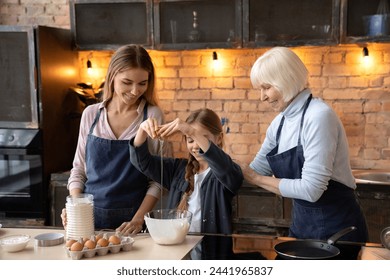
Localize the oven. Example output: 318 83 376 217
0 25 80 225
0 129 44 220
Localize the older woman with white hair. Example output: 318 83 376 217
241 47 368 242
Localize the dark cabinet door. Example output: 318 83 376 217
153 0 242 50
232 182 291 235
0 26 38 129
341 0 390 43
70 0 153 50
243 0 340 47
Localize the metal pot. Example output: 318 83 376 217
380 226 390 250
274 226 357 260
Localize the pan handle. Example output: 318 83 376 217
327 226 357 245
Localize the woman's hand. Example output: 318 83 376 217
238 161 260 186
115 217 144 236
140 118 160 139
62 190 82 230
134 118 161 146
238 160 282 195
61 208 67 230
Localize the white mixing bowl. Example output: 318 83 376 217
0 234 30 252
145 209 192 245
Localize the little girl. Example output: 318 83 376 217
129 108 243 234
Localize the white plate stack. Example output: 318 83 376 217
66 194 94 240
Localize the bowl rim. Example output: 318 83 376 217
0 234 31 245
144 209 193 218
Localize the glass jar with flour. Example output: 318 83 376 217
65 194 94 240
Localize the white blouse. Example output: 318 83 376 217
188 167 210 233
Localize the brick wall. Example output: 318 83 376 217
1 0 389 169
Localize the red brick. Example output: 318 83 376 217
242 123 259 133
231 143 249 155
181 78 199 89
363 149 381 160
212 89 246 100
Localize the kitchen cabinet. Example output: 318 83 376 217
69 0 153 50
356 183 390 243
74 0 341 50
69 0 390 50
243 0 340 47
153 0 242 50
232 181 291 236
49 172 70 227
341 0 390 43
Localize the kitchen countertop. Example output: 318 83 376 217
0 227 388 260
0 227 202 260
359 245 390 260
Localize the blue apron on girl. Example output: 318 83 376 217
85 106 149 230
266 95 368 242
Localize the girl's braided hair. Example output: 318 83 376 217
177 108 223 211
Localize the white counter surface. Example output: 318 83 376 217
0 227 202 260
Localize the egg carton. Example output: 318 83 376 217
64 236 135 260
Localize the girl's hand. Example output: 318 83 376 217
158 118 193 138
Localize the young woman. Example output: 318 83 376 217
241 47 368 242
62 45 169 235
129 108 243 234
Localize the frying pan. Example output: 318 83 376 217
274 226 357 260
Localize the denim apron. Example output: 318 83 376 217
84 106 149 230
266 94 368 242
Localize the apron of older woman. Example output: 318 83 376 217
266 94 368 242
84 106 149 230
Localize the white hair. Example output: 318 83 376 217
250 47 308 102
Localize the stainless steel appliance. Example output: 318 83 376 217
0 25 79 225
0 129 43 219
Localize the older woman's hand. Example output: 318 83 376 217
237 161 259 186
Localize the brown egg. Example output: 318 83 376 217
95 233 103 242
65 239 77 248
84 239 96 249
97 238 109 247
70 241 84 251
108 235 121 245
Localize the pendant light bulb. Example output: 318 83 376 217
212 51 218 60
87 59 93 76
211 51 221 71
362 47 369 57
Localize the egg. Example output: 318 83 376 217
84 239 96 249
70 241 84 251
97 238 109 247
108 235 121 245
65 239 77 248
95 233 103 242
